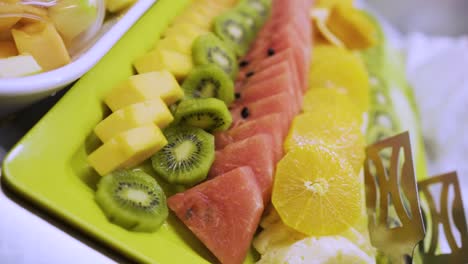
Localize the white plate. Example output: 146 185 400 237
0 0 156 117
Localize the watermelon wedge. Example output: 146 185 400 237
241 73 302 112
168 167 264 264
230 92 296 126
209 134 275 202
215 112 289 162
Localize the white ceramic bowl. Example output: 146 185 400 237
0 0 156 117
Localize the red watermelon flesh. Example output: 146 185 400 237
214 113 289 162
271 39 308 92
168 166 264 264
237 60 300 97
209 134 275 202
230 92 295 126
240 48 300 83
245 61 295 87
241 72 302 113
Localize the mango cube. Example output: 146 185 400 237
95 98 173 142
164 23 208 42
0 17 20 32
12 22 70 71
87 123 167 176
157 35 193 55
0 41 18 58
134 49 193 80
104 71 184 111
171 11 213 29
193 0 230 11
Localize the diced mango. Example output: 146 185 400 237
171 11 213 29
157 35 193 55
0 17 20 32
0 40 18 58
12 22 71 71
190 0 228 13
164 23 208 42
189 0 228 18
134 49 193 80
0 54 42 78
105 70 184 111
326 5 378 50
87 123 167 176
95 98 173 142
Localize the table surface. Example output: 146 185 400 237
0 90 121 264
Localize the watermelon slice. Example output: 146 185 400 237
209 134 275 202
241 48 300 84
168 166 264 264
230 92 295 126
215 113 289 162
241 72 302 112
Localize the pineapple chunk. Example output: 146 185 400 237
12 22 70 71
0 41 18 58
105 71 184 111
157 35 193 55
87 124 167 176
190 2 227 16
134 49 193 80
171 11 213 29
95 98 173 142
164 23 208 42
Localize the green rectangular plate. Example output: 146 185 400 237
1 1 257 263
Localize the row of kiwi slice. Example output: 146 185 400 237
213 0 271 57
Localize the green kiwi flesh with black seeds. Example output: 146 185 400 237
151 125 215 185
95 169 168 232
213 11 252 57
182 64 235 105
234 4 264 34
192 33 238 79
238 0 272 20
173 98 232 132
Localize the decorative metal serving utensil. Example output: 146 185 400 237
364 132 425 263
418 171 468 264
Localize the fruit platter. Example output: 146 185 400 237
1 0 456 263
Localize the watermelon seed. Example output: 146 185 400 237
235 92 241 99
245 71 255 78
185 208 193 220
239 60 249 68
267 48 275 56
241 107 250 119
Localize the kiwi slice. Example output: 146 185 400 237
95 169 168 232
238 0 271 20
182 64 235 105
213 11 252 57
174 98 232 132
234 5 264 34
192 33 238 79
151 125 214 185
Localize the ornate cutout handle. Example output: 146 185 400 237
418 172 468 264
364 132 425 263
